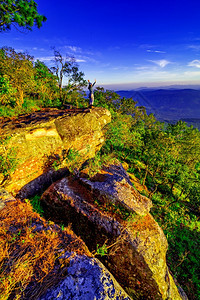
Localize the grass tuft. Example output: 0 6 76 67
0 199 90 299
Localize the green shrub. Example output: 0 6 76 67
27 195 44 216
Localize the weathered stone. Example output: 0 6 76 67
39 253 131 300
41 165 185 300
16 167 70 199
55 108 111 157
0 108 111 195
80 164 152 216
0 187 16 210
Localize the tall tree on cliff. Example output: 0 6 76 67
51 48 87 102
0 0 46 32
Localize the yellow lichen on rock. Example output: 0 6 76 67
1 108 111 194
25 128 59 140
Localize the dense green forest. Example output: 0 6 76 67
0 47 200 299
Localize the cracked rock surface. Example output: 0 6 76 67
39 254 131 300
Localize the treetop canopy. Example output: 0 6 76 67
0 0 47 32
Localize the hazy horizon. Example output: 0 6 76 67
101 81 200 91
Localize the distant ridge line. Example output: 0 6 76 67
116 88 200 125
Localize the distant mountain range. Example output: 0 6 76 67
133 84 200 91
116 88 200 129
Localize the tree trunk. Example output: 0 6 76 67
17 88 24 106
142 166 148 185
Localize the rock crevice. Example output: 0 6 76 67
41 164 184 300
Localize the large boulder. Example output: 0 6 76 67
0 108 111 194
39 254 131 300
41 164 185 300
80 164 152 216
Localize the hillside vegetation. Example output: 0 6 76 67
0 48 200 299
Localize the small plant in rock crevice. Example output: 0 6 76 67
51 149 82 173
95 244 108 257
81 152 118 178
93 198 136 222
27 195 44 217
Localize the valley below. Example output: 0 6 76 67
116 88 200 129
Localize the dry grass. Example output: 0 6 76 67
0 199 90 300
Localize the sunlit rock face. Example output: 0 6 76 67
0 106 187 299
0 108 111 194
41 164 184 300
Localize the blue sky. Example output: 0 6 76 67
1 0 200 89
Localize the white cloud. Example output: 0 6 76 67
76 59 86 63
139 44 155 49
15 49 24 52
35 47 45 51
35 56 55 62
135 66 150 70
188 45 200 51
36 56 86 63
148 59 171 68
147 50 166 53
64 45 82 53
59 45 100 63
188 60 200 68
112 66 129 71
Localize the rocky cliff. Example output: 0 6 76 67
0 107 111 195
0 108 187 299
